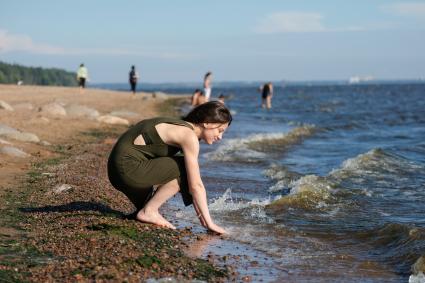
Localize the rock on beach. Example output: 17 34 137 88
0 146 30 158
97 115 129 126
0 100 14 111
65 104 100 119
39 102 67 116
0 123 40 143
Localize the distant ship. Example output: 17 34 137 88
348 76 374 84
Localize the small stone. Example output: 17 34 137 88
0 100 14 111
53 184 72 193
250 260 259 267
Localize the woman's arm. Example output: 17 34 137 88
179 130 226 234
193 201 207 227
156 124 226 234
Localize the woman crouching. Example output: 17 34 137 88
107 101 232 234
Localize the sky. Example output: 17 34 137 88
1 0 425 83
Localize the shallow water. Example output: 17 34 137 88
163 82 425 282
105 82 425 281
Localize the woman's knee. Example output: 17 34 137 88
160 178 180 192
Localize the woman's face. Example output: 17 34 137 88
201 122 229 145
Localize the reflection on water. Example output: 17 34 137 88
186 235 221 258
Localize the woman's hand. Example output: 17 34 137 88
207 222 227 235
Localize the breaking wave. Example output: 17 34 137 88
268 148 425 210
205 125 317 163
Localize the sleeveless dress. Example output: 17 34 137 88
107 117 194 210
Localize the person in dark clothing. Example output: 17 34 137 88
129 65 139 95
261 82 273 109
107 101 232 234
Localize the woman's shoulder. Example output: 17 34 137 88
138 116 182 124
156 119 197 146
151 117 194 132
155 116 188 125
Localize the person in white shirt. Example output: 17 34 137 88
203 71 212 101
76 63 89 94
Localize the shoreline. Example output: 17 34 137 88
0 84 233 281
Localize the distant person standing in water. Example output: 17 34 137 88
203 72 212 102
76 63 89 94
129 65 139 95
261 82 273 109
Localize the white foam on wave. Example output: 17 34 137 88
269 174 343 211
409 272 425 283
264 164 303 193
409 256 425 283
204 136 268 163
205 125 316 163
289 175 336 196
268 150 400 208
208 188 272 210
204 133 283 163
269 148 425 211
268 180 289 193
175 188 275 224
328 148 425 200
208 189 275 223
331 148 424 179
209 188 249 211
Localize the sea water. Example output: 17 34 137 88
104 82 425 282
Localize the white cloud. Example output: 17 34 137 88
0 29 194 59
382 2 425 19
0 29 65 54
254 12 327 33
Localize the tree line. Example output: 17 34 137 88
0 61 78 86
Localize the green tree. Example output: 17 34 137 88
0 61 78 86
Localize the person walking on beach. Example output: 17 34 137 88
191 89 206 107
107 101 232 234
203 71 212 102
260 82 273 109
129 65 139 95
76 63 89 94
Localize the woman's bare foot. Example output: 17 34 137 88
136 208 176 229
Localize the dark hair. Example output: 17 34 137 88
204 72 212 79
184 101 232 125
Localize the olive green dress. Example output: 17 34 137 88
107 117 194 210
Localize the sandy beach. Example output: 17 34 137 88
0 85 160 192
0 85 235 282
